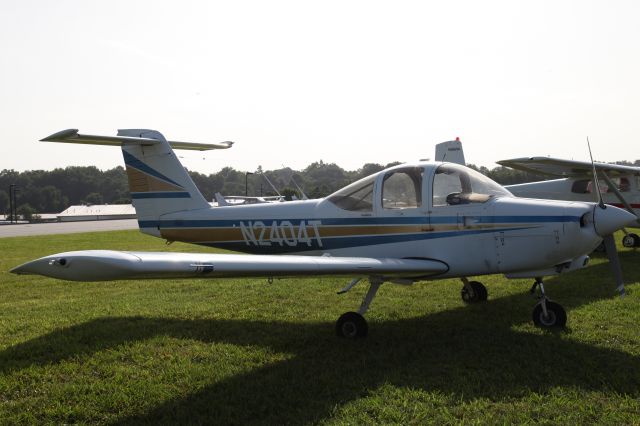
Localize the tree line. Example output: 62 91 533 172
1 159 638 216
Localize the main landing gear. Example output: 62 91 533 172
530 277 567 328
335 277 382 338
460 277 487 303
334 275 567 337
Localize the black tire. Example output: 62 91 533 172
461 281 488 303
336 311 368 338
622 234 636 248
631 233 640 248
594 242 606 253
532 301 567 328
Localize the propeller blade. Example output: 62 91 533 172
603 234 625 297
587 137 606 209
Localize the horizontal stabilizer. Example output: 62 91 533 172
41 129 234 151
11 250 449 282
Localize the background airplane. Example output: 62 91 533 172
11 129 637 338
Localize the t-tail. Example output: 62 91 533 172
41 129 233 236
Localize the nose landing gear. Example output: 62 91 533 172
530 277 567 328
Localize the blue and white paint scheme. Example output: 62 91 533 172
12 129 637 337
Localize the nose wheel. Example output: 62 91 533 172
336 312 368 338
530 277 567 328
532 301 566 327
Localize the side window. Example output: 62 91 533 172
571 179 590 194
432 168 463 207
327 174 376 212
382 168 423 209
619 177 630 192
432 163 504 206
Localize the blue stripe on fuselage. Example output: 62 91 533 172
138 215 579 229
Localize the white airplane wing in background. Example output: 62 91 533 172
11 251 449 282
497 157 640 178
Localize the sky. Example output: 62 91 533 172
1 0 639 175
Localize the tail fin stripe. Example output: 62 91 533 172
131 192 191 199
122 150 184 189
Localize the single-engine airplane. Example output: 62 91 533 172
497 156 640 248
11 129 637 338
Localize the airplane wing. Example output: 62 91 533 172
10 250 449 282
497 157 640 178
41 129 234 151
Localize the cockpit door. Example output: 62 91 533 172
376 166 428 218
427 163 505 275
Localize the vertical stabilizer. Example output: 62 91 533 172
118 129 211 236
435 138 466 165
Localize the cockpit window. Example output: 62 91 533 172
432 163 512 207
382 167 423 209
328 174 376 212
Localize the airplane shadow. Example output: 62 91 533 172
1 252 639 424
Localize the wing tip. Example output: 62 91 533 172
40 128 79 142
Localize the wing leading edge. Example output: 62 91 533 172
497 157 640 178
10 250 449 282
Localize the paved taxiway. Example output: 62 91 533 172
0 219 138 238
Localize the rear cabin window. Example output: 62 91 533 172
573 178 631 194
432 163 511 206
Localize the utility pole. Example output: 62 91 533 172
11 186 19 223
8 184 14 224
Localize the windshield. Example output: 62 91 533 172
327 174 376 212
432 163 512 206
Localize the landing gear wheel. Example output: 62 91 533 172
622 233 640 248
336 311 368 338
461 281 488 304
532 301 567 328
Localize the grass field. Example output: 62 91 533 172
0 230 639 424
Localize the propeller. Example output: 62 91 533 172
588 138 625 296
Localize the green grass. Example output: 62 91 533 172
0 230 639 424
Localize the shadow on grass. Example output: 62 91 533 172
1 252 639 424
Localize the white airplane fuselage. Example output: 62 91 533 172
142 162 620 280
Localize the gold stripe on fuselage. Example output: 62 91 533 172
158 223 521 243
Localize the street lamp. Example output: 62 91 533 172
12 187 20 223
8 184 19 224
245 172 254 197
